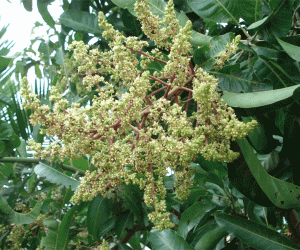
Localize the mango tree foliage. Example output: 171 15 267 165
1 0 300 249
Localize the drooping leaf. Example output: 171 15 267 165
60 10 102 35
149 229 194 250
37 0 55 28
228 140 274 207
237 138 300 208
215 213 299 250
34 163 80 191
0 195 41 225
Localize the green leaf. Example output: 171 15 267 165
98 217 117 238
56 205 78 250
22 0 33 11
194 224 228 250
38 41 51 64
0 55 12 72
87 195 111 242
115 213 134 241
276 37 300 62
71 158 89 172
0 92 13 107
0 141 5 153
60 10 102 35
0 195 41 225
241 116 276 154
118 243 133 250
121 9 142 36
128 235 142 250
237 138 300 208
111 0 136 14
37 0 55 28
40 216 59 249
34 163 80 191
149 229 194 250
177 202 215 239
118 184 144 226
266 1 292 37
213 66 257 93
215 213 299 250
236 0 263 24
221 84 300 116
188 0 239 24
248 16 270 30
228 141 274 207
34 64 42 79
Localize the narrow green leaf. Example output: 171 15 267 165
60 10 102 35
35 64 42 79
37 0 55 28
194 224 228 250
40 216 59 249
87 195 111 241
248 16 270 30
177 202 215 239
222 84 300 115
34 163 80 191
237 138 300 208
215 213 299 250
56 205 78 250
276 37 300 62
149 229 193 250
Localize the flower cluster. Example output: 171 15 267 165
21 0 257 230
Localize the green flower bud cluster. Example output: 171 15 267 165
21 0 257 230
213 35 241 70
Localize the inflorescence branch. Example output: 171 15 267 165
21 0 257 231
